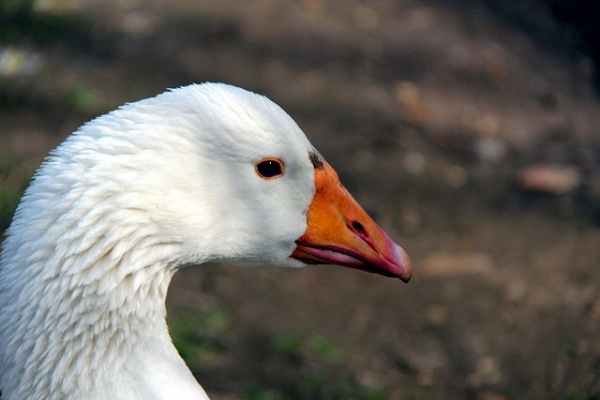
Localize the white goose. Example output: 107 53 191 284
0 83 412 400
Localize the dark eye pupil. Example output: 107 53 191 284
257 160 282 178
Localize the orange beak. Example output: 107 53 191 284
292 160 412 282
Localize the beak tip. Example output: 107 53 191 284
394 243 413 283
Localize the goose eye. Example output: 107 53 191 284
255 158 284 179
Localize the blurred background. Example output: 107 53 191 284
1 0 599 399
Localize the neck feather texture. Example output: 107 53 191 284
0 162 209 400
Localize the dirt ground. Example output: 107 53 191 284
1 1 599 399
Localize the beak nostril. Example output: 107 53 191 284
348 220 378 252
350 220 366 236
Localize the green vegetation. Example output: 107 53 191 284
243 332 385 400
273 333 346 365
169 307 231 363
0 0 36 16
0 0 72 45
67 86 107 114
168 306 387 399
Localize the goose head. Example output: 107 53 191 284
0 83 411 399
162 83 412 279
62 82 411 279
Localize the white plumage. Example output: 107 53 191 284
0 83 411 399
